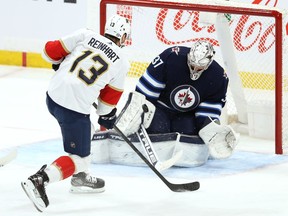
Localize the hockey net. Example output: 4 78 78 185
99 0 288 154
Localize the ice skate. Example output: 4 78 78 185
70 172 105 193
21 165 49 212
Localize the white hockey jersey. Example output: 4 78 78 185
42 28 130 115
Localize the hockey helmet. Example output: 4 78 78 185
104 14 130 45
187 40 215 80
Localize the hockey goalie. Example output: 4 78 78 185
91 40 239 168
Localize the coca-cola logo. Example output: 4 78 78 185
115 0 287 52
234 15 275 52
156 9 219 46
155 0 286 53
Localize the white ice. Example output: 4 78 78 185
0 65 288 216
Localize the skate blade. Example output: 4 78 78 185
69 185 105 194
21 180 46 212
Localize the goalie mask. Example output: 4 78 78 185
105 14 131 46
187 40 215 80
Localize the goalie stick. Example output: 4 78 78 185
113 125 200 192
0 149 18 167
136 124 183 171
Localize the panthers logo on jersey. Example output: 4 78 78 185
170 85 200 112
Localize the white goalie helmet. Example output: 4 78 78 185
187 40 215 80
104 14 130 45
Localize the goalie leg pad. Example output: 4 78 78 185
173 133 209 167
91 130 209 167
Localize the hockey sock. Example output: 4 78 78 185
45 156 76 183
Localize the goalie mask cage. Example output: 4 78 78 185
99 0 288 154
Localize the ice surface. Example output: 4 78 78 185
1 66 288 216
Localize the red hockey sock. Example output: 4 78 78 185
52 156 76 180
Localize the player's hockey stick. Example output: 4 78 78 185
93 102 199 192
113 124 200 192
0 149 17 167
93 101 181 170
136 124 183 171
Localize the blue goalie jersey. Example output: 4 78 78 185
135 46 229 131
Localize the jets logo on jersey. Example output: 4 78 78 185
171 46 180 55
170 85 200 112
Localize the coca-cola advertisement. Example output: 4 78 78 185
113 0 287 74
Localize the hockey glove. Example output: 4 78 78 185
98 108 117 130
52 57 65 71
52 64 60 71
199 118 239 159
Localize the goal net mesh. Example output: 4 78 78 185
100 0 288 154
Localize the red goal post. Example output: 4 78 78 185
99 0 288 154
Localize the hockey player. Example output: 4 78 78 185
21 15 130 212
115 40 239 161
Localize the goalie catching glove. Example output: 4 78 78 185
198 119 239 159
115 91 155 136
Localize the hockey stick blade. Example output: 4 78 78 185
137 125 182 171
154 150 183 172
113 125 200 192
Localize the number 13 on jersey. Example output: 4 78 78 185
70 50 108 85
